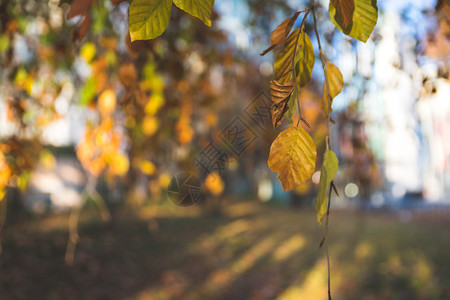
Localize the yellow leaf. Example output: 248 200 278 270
173 0 214 27
140 160 156 175
39 150 56 170
129 0 172 41
144 93 164 115
329 0 378 43
109 153 129 176
295 31 315 87
159 172 171 189
322 61 344 117
274 29 299 85
0 159 10 188
268 127 317 191
315 150 339 225
98 89 116 116
142 116 159 136
80 42 96 63
204 172 224 196
274 29 314 88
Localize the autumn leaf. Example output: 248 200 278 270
98 89 116 117
270 80 294 127
67 0 92 19
72 14 91 42
294 31 315 87
330 0 355 29
129 0 173 41
273 29 299 84
329 0 378 42
315 150 339 225
261 12 300 56
268 127 317 191
321 61 344 117
119 63 138 89
270 80 294 104
204 172 224 196
67 0 93 41
173 0 215 27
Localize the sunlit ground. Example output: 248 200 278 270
1 199 449 300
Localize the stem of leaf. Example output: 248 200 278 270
312 1 332 150
312 1 333 299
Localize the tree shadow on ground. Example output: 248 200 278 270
0 202 449 300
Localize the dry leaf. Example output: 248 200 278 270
330 0 355 29
261 12 300 56
270 80 294 127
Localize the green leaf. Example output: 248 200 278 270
129 0 172 41
79 77 97 106
294 31 315 87
286 88 297 125
329 0 378 43
268 127 317 191
315 150 339 225
274 29 315 88
173 0 214 27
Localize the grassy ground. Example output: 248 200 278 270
0 199 449 300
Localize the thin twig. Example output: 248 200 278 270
312 0 333 150
325 182 333 300
312 1 333 299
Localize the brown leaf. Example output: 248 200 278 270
67 0 92 19
270 80 294 103
110 0 127 4
119 63 138 89
270 80 294 127
330 0 355 29
271 102 290 128
261 12 300 56
72 14 91 42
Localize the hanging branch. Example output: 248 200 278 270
312 1 334 299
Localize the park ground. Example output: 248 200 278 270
0 198 449 300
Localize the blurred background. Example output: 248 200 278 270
0 0 449 299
